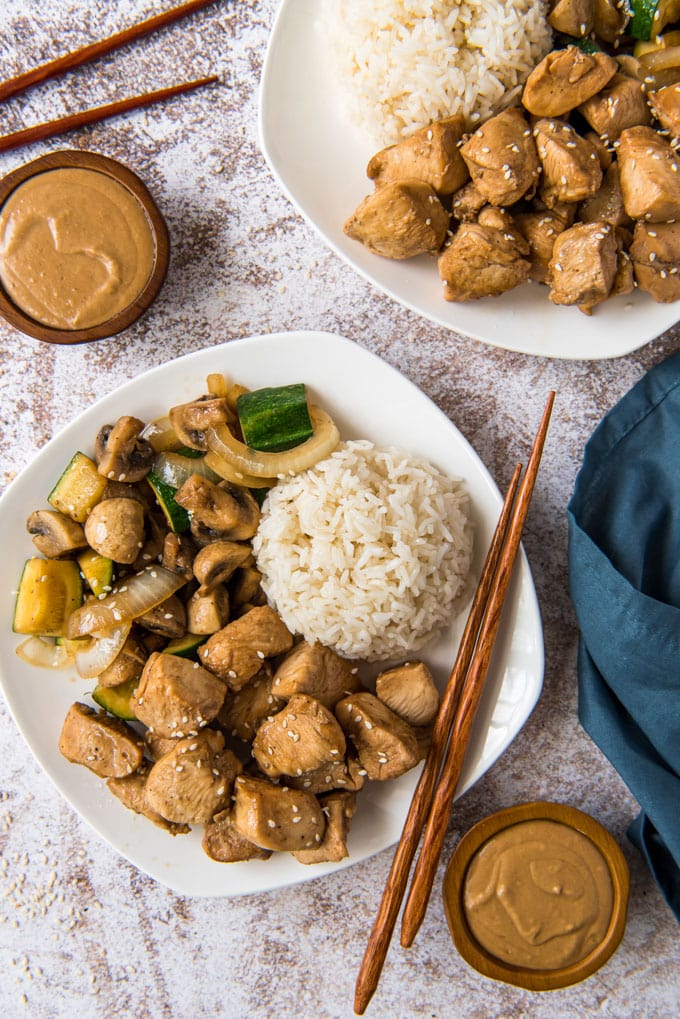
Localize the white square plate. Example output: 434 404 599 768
0 331 543 896
259 0 679 360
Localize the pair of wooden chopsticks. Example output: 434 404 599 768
0 0 221 155
354 391 555 1015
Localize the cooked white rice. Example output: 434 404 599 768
252 441 473 661
321 0 552 145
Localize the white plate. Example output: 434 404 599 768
0 331 543 896
258 0 679 360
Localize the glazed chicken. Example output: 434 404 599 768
367 114 469 195
131 651 227 739
59 702 144 779
534 119 603 206
292 790 357 865
514 209 569 283
549 221 619 313
450 180 487 222
271 640 362 708
578 163 632 231
460 106 540 206
335 692 420 781
579 73 651 143
144 729 242 825
523 46 618 117
438 214 531 302
649 83 680 143
252 693 347 779
548 0 630 43
630 222 680 302
198 604 293 688
231 775 327 853
343 179 449 259
617 126 680 222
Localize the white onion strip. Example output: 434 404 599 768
75 623 131 679
67 566 184 638
16 636 74 670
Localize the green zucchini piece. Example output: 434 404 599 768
165 632 208 658
236 383 313 453
48 451 107 523
77 548 114 598
147 473 190 533
13 558 83 636
630 0 680 39
92 677 138 720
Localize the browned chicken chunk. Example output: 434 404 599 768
59 702 144 779
438 220 530 302
367 115 469 195
514 209 567 283
450 180 487 222
252 694 347 779
293 791 357 865
549 221 618 313
187 585 230 635
579 73 651 143
202 808 272 862
144 730 242 824
198 605 293 690
175 475 260 542
218 663 285 742
535 119 603 207
617 126 680 222
193 539 254 595
548 0 593 37
271 641 362 708
231 775 326 852
592 0 630 42
131 651 227 738
460 107 540 207
107 761 191 835
649 83 680 143
375 661 440 727
523 46 618 117
137 594 187 639
287 750 366 794
630 221 680 301
343 179 449 259
335 692 420 781
579 162 632 230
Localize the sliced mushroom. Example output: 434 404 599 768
202 808 272 862
161 531 198 580
95 416 155 483
168 396 232 451
198 605 293 689
84 498 146 564
131 651 227 738
292 790 357 865
144 729 242 825
137 593 187 639
107 761 191 835
229 565 265 611
335 692 420 781
375 661 440 727
26 509 87 558
58 702 144 779
193 539 254 595
231 775 326 852
252 693 347 779
175 475 260 541
271 641 362 708
187 585 230 635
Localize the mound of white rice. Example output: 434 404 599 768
321 0 552 145
252 441 473 661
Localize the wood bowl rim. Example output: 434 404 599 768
442 800 630 991
0 149 170 344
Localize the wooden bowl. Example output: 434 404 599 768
443 801 629 991
0 150 169 344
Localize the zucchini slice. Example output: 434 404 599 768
236 383 313 453
164 632 208 658
13 558 83 636
48 452 107 523
77 548 114 598
630 0 680 39
147 473 190 533
92 677 138 720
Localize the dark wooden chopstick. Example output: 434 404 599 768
0 76 219 154
353 461 523 1016
399 391 555 948
0 0 221 104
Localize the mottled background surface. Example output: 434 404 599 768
0 2 679 1017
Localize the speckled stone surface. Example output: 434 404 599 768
0 2 679 1016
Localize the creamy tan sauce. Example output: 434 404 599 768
0 167 155 329
462 819 614 970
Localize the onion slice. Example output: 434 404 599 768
16 636 74 670
67 566 185 638
75 623 131 679
203 450 275 489
206 405 339 478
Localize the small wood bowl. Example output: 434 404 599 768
0 150 169 344
443 801 629 991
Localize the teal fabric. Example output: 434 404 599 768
567 350 680 922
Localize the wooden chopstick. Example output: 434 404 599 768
0 76 219 155
399 391 555 948
353 461 523 1017
0 0 221 104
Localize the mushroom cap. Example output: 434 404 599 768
95 416 155 484
84 497 146 564
26 509 87 558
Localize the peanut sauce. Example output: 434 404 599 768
0 167 155 329
461 819 614 970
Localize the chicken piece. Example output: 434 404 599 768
630 221 680 301
59 702 144 779
649 83 680 144
230 566 264 611
534 119 602 207
293 791 357 865
231 775 326 852
579 74 651 144
335 692 420 781
450 180 487 222
193 539 254 596
144 730 177 762
131 651 227 739
343 180 449 259
367 115 469 195
617 126 680 222
592 0 630 42
271 641 362 709
610 238 635 300
218 663 286 742
287 749 367 794
460 107 540 206
107 761 191 835
187 585 230 635
579 162 632 230
585 130 613 171
97 631 147 689
438 220 530 302
375 661 440 727
514 209 568 283
198 605 293 690
202 808 272 862
548 0 592 36
522 47 618 117
549 221 618 313
145 730 242 825
252 694 347 779
175 475 260 542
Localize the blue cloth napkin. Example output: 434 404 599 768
567 350 680 922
